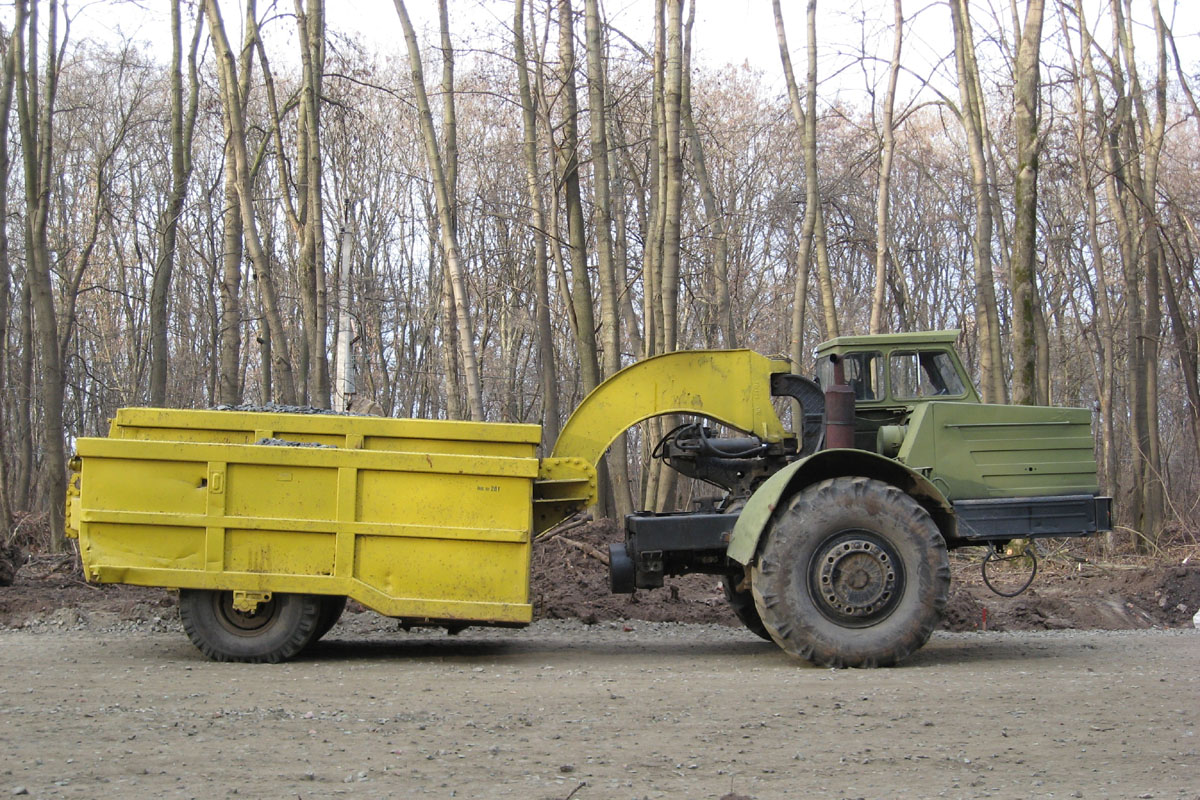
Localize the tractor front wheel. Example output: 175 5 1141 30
750 477 949 668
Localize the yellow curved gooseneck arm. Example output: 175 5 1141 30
550 349 793 468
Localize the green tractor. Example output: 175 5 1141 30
608 330 1110 667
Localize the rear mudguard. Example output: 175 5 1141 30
726 449 956 565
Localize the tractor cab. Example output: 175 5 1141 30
813 329 979 453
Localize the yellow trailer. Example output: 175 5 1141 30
67 350 789 662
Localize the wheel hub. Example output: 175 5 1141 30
216 592 279 635
810 531 904 626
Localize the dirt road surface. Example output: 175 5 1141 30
1 620 1197 800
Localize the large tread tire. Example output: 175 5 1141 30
751 476 950 668
179 590 321 664
723 572 772 641
313 595 347 641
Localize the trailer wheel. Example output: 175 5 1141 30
723 573 772 641
313 595 347 641
179 590 321 663
751 476 949 668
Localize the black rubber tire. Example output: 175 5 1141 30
750 476 950 668
723 572 772 641
179 590 321 663
313 595 347 641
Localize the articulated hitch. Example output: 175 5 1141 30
608 510 740 592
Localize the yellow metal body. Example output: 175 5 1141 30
106 407 539 457
552 349 791 465
70 410 547 626
67 351 793 629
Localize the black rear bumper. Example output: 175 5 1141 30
950 494 1112 544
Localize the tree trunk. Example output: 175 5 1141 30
513 0 560 448
1116 0 1166 545
149 1 202 406
437 0 464 420
660 0 683 355
949 0 1005 403
642 0 667 509
218 135 243 406
1009 0 1045 406
584 0 633 518
0 18 18 533
804 0 838 341
554 0 601 397
15 282 33 508
774 0 828 368
681 1 734 348
217 2 256 407
295 0 330 407
14 0 67 551
869 0 903 335
205 0 298 405
393 0 485 420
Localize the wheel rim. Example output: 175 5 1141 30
213 592 281 636
808 530 905 627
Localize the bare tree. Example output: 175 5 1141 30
13 0 67 550
681 0 734 347
584 0 633 517
513 0 560 446
0 13 19 535
204 0 298 405
552 0 601 397
660 0 683 354
1009 0 1045 406
949 0 1005 402
437 0 463 421
148 1 202 406
869 0 903 334
392 0 485 420
774 0 838 371
1115 0 1167 544
294 0 331 407
217 2 257 406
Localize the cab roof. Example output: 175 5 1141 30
814 329 961 355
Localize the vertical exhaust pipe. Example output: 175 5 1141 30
823 354 856 449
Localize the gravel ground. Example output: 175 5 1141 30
1 618 1197 800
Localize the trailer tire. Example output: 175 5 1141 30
179 590 321 663
313 595 347 641
723 572 772 641
751 476 949 668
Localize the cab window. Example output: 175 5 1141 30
889 351 966 399
818 352 883 401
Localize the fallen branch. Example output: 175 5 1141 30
535 513 593 542
557 535 609 566
67 576 101 591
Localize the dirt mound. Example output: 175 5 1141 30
941 562 1200 632
1118 564 1200 626
531 522 1200 634
2 524 1198 636
531 518 738 626
0 555 172 627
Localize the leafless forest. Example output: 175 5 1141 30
1 0 1198 555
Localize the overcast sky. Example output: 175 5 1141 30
12 0 1200 112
